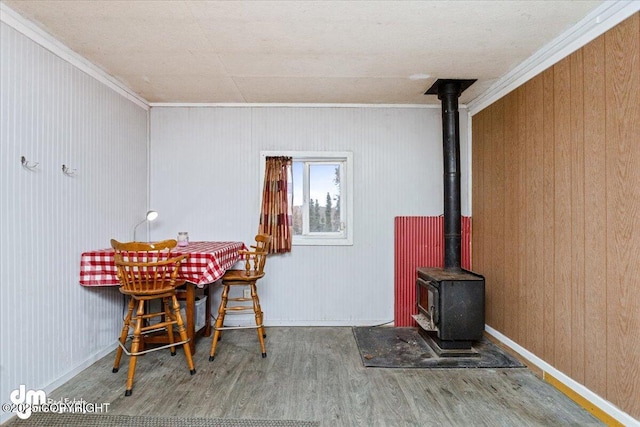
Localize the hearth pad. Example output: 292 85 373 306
352 326 525 369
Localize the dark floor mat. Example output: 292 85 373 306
353 326 525 369
1 414 319 427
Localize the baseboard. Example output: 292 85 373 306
0 342 117 425
543 373 624 427
484 325 638 426
213 318 394 327
44 342 116 391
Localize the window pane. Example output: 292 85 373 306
309 163 340 233
291 161 341 235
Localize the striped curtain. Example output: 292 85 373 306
258 156 292 253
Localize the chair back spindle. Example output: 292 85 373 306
242 233 270 276
111 239 187 295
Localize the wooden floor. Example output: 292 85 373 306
30 327 602 426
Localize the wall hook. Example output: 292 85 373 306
61 164 77 177
21 156 39 171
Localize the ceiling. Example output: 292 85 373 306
2 0 604 105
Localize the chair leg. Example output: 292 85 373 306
124 299 145 396
163 297 176 356
252 285 266 338
251 284 267 358
209 284 229 361
171 296 196 375
113 297 135 373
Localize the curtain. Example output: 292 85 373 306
259 156 292 253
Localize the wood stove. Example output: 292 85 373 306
415 267 484 354
413 79 485 356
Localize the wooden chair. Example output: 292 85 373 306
111 239 196 396
209 234 272 361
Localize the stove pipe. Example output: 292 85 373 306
426 79 476 270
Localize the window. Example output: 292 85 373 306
261 151 353 246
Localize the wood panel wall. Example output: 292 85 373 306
472 13 639 419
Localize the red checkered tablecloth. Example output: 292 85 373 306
79 241 247 287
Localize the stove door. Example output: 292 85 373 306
416 277 439 327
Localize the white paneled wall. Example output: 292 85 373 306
0 22 147 423
150 105 471 325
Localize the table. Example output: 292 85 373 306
80 241 246 353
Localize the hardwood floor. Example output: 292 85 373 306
27 327 603 426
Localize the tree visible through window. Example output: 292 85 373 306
293 162 342 234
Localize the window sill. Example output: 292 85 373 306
293 237 353 246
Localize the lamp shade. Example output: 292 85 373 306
146 210 158 221
133 210 159 241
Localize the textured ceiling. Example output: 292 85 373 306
2 0 603 104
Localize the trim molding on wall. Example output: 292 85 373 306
468 0 640 115
0 3 149 110
148 102 444 109
4 1 638 114
485 326 638 426
465 110 473 217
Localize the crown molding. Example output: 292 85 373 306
148 102 448 109
467 0 640 115
0 2 149 110
6 0 630 114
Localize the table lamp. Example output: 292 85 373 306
132 210 158 241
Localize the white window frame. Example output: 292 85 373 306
260 151 353 246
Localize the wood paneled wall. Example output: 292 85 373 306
472 13 639 419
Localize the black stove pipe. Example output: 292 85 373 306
426 79 476 270
440 82 462 270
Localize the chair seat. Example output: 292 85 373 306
222 269 264 282
118 288 176 299
118 280 184 297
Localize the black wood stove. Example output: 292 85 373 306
413 79 485 357
415 267 484 355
